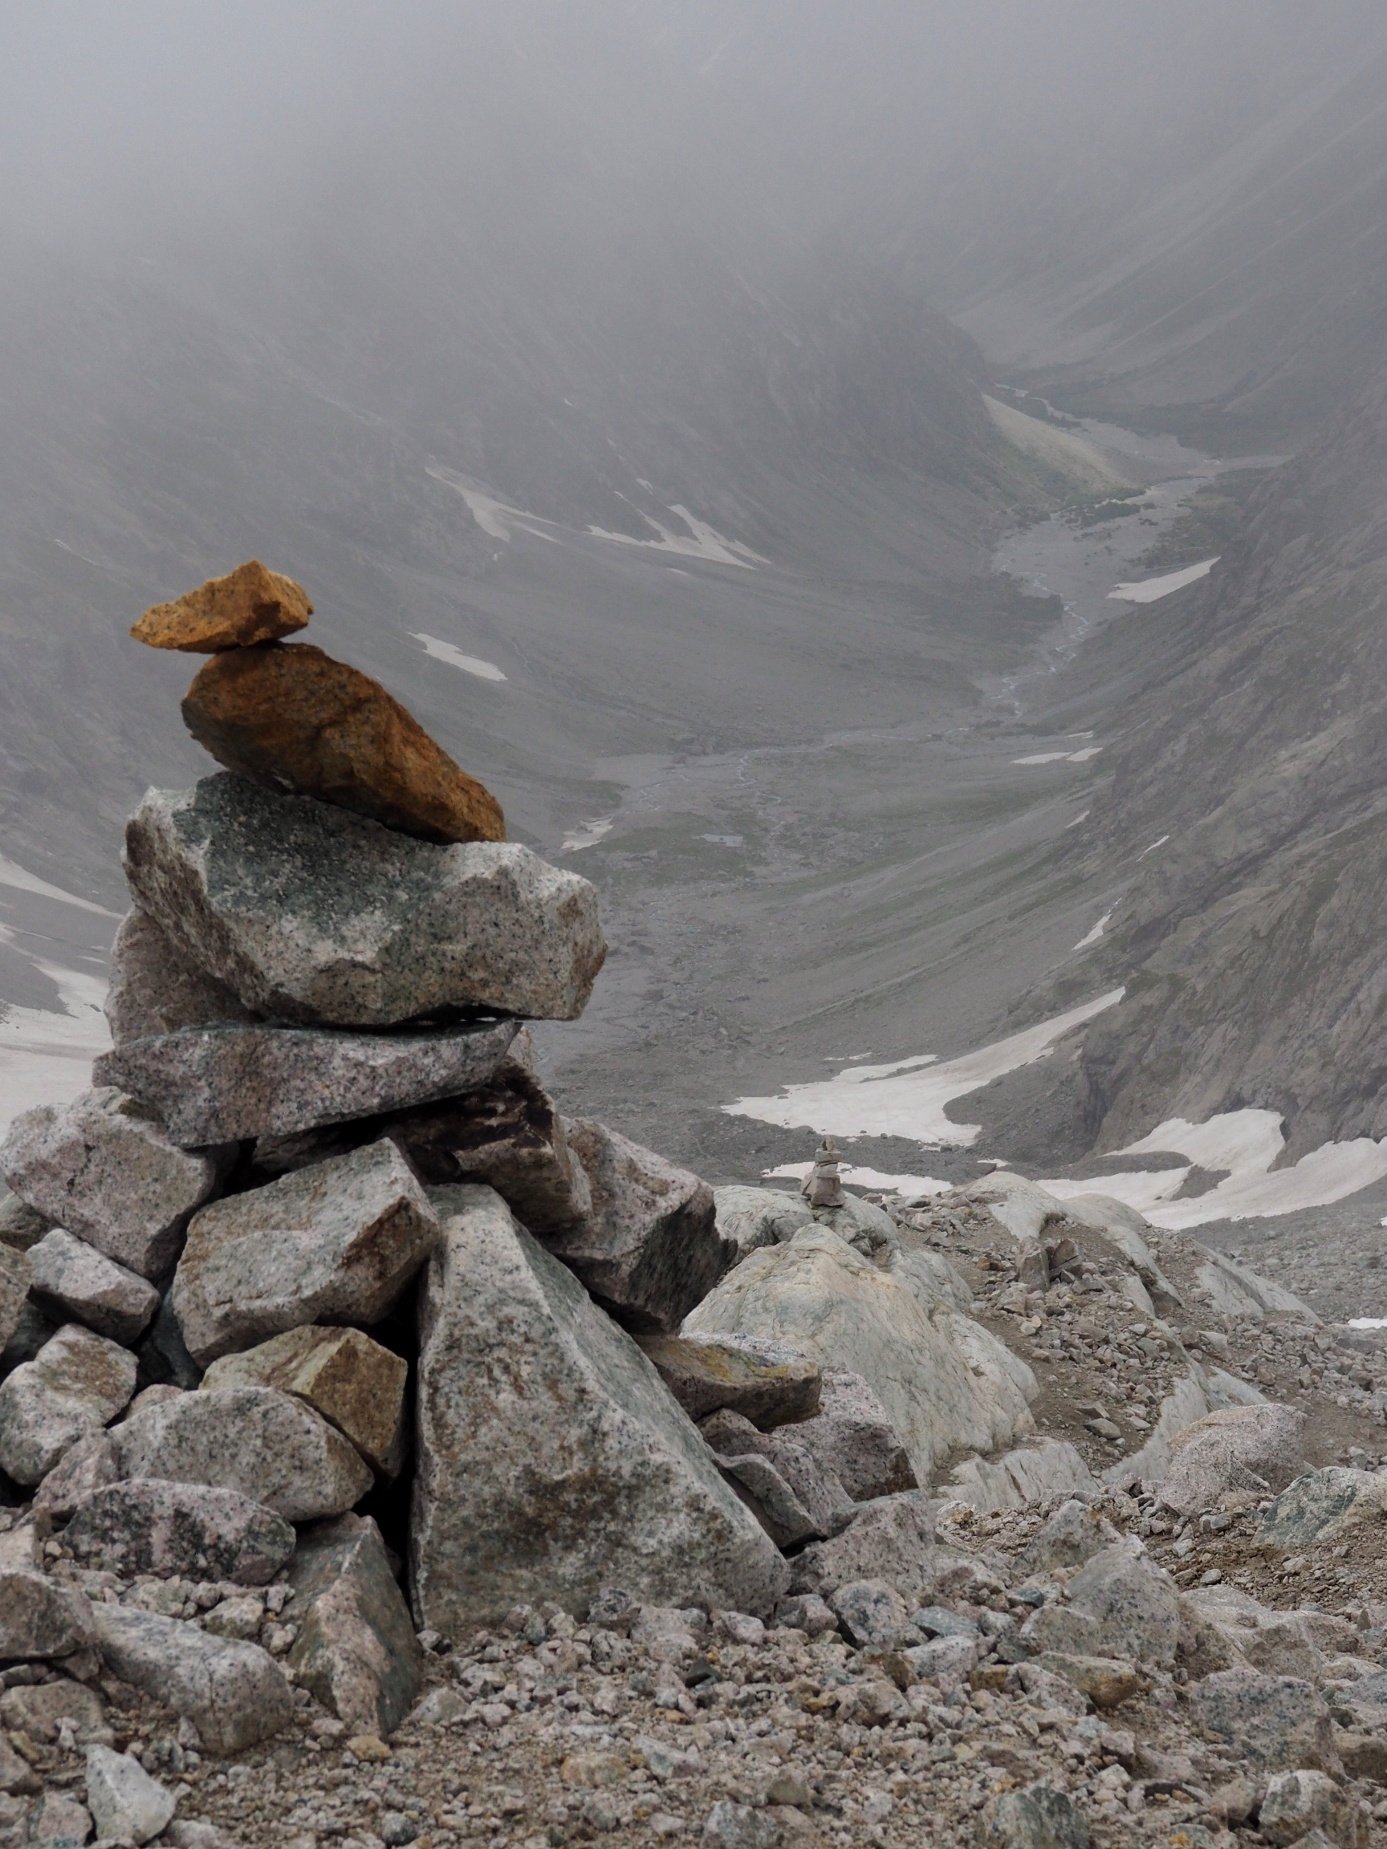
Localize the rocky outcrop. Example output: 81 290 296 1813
684 1225 1034 1482
410 1185 787 1631
123 775 605 1025
182 642 507 844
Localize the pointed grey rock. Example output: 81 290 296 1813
171 1140 440 1365
90 1604 293 1755
104 907 256 1046
85 1743 176 1845
544 1120 722 1332
95 1015 518 1147
28 1229 160 1345
0 1324 137 1485
411 1185 787 1634
113 1386 372 1521
287 1513 422 1735
32 1430 121 1520
65 1479 296 1585
123 774 606 1025
0 1088 226 1279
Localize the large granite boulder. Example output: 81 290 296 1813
685 1226 1035 1482
543 1120 722 1333
104 910 256 1047
201 1325 408 1478
410 1185 787 1633
64 1480 296 1585
1184 1670 1340 1774
1159 1403 1306 1517
113 1387 372 1521
131 559 311 652
123 774 606 1025
96 1016 518 1146
0 1324 137 1485
1256 1466 1387 1550
182 642 506 845
91 1605 293 1754
27 1229 160 1345
1 1088 226 1279
171 1140 440 1365
286 1514 422 1735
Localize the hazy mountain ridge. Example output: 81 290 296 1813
1019 362 1387 1159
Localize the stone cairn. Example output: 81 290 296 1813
0 562 909 1765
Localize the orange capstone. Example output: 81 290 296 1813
181 642 506 845
132 560 312 651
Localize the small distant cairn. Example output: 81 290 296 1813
801 1135 847 1210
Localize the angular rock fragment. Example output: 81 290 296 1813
113 1386 372 1521
713 1186 813 1267
714 1452 820 1549
545 1120 722 1332
0 1301 58 1379
0 1569 96 1659
65 1480 296 1585
1030 1652 1143 1709
776 1368 916 1503
699 1409 849 1541
949 1439 1099 1513
638 1333 820 1429
1159 1403 1306 1517
1257 1465 1387 1550
1020 1544 1180 1667
830 1579 908 1649
0 1244 30 1354
788 1492 937 1600
123 775 605 1025
132 559 311 651
1 1678 106 1744
1 1088 226 1279
384 1062 594 1233
411 1185 787 1633
85 1744 176 1845
287 1513 422 1735
91 1604 293 1754
24 1790 94 1844
1185 1669 1340 1774
979 1783 1090 1849
104 908 257 1047
1020 1499 1121 1573
0 1323 137 1484
202 1325 408 1478
97 1016 518 1147
183 641 506 844
32 1430 121 1520
1258 1769 1361 1848
27 1228 160 1345
172 1140 440 1365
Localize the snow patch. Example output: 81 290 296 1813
426 466 559 544
0 956 111 1139
562 818 614 852
1014 746 1103 766
587 504 765 569
725 990 1123 1148
412 634 507 682
1109 558 1219 603
1038 1108 1387 1228
0 856 117 918
1073 909 1113 952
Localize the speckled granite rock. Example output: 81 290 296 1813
95 1015 518 1145
123 774 606 1025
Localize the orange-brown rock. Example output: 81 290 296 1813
132 560 312 652
181 642 506 844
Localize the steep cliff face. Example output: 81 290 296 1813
1050 365 1387 1155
